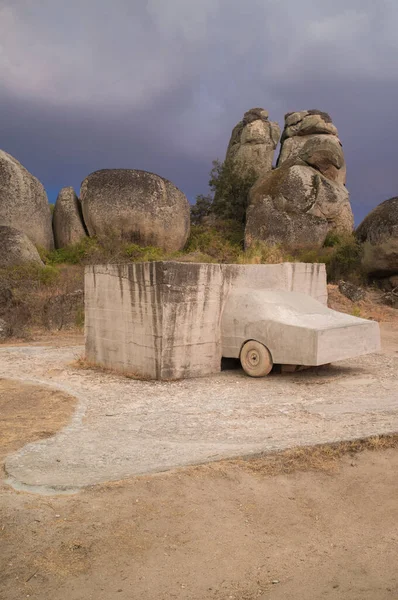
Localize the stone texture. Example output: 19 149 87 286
0 226 44 268
225 108 281 179
221 289 379 367
0 318 8 341
0 150 54 250
80 169 190 252
85 261 333 380
282 110 337 138
382 288 398 309
245 110 353 249
0 283 13 310
280 135 346 185
245 162 353 250
278 110 346 185
338 280 365 303
356 197 398 277
53 187 87 249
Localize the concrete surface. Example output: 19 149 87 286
85 262 327 380
0 337 397 494
222 289 380 365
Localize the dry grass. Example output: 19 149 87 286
328 284 398 322
0 264 84 339
185 435 398 479
0 378 77 462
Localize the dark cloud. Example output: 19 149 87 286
1 0 397 222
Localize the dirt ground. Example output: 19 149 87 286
1 286 397 600
0 377 398 600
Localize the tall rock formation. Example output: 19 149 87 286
356 197 398 278
277 110 346 185
245 110 353 250
80 169 190 252
225 108 281 179
53 187 87 249
0 150 54 250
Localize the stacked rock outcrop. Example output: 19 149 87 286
245 110 354 250
225 108 281 179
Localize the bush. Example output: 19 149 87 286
185 222 243 263
190 195 213 225
190 158 257 226
44 237 100 265
323 233 364 283
123 244 165 262
0 262 84 338
1 262 60 286
238 242 294 265
293 233 364 283
210 159 257 224
42 237 168 266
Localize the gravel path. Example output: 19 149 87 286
1 342 397 493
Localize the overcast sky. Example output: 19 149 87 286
1 0 397 223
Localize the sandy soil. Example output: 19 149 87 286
1 288 397 600
1 377 398 600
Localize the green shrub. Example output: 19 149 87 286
123 244 165 262
45 237 100 265
239 242 294 265
190 194 213 225
294 248 330 265
185 223 242 263
291 233 364 284
324 233 363 283
1 262 60 286
209 159 257 224
37 265 60 285
323 230 343 247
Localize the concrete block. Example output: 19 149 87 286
85 261 379 380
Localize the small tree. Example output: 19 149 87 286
190 194 213 225
190 158 257 226
209 158 257 224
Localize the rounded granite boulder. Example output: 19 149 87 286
356 197 398 277
0 225 44 268
80 169 190 252
0 150 54 250
245 161 353 250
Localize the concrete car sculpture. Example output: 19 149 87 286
221 289 380 377
85 262 381 380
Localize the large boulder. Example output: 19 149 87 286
356 197 398 277
245 161 353 250
80 170 190 252
0 150 54 250
225 108 281 179
0 225 44 268
277 110 346 186
53 187 87 249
